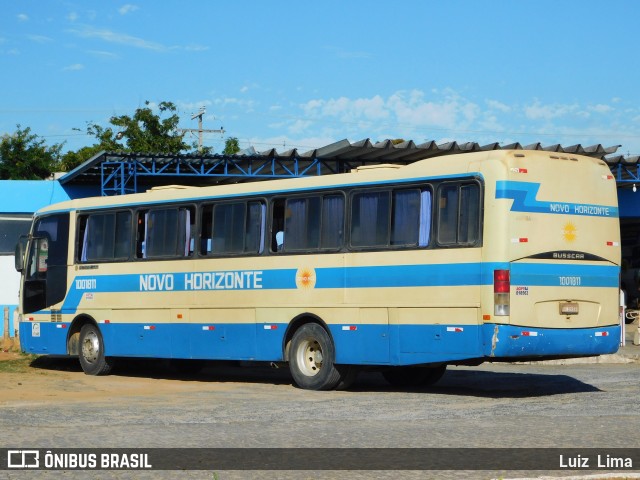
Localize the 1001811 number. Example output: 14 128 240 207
559 276 581 286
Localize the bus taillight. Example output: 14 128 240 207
494 269 510 316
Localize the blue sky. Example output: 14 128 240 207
2 1 640 157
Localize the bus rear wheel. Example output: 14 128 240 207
289 323 349 391
78 324 114 376
382 365 446 388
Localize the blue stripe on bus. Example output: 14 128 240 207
61 262 619 314
511 263 619 287
19 321 621 365
496 180 619 218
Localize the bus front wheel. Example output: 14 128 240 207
289 323 348 391
78 324 114 376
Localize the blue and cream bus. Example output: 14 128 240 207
15 149 621 390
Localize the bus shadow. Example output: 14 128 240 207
29 355 83 372
352 369 602 398
28 356 601 397
27 356 295 385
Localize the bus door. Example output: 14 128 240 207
17 213 69 314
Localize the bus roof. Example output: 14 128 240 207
38 149 611 214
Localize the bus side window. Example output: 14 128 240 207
271 199 285 252
351 191 390 248
136 211 147 258
246 201 266 254
459 184 480 243
212 203 246 253
200 205 213 254
78 211 132 262
390 189 420 246
141 207 194 258
437 182 480 246
320 194 344 249
437 185 458 245
204 201 265 256
284 197 321 251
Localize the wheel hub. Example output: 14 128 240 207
81 331 100 364
297 338 323 376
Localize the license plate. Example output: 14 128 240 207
560 302 579 315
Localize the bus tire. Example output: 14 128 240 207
289 323 345 391
78 323 114 376
382 365 446 388
335 365 359 390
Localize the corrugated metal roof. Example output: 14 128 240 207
58 138 623 194
605 154 640 186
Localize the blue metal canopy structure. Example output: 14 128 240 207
605 155 640 188
58 138 624 196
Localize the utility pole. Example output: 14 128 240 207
179 107 225 152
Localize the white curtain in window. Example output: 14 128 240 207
419 190 432 247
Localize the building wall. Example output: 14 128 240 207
0 257 19 338
0 179 99 338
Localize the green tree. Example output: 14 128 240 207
60 145 105 172
61 101 190 171
223 137 241 155
109 101 188 153
0 125 63 179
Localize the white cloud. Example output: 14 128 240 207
486 99 511 113
17 14 29 22
63 63 84 71
87 50 119 59
67 25 167 51
67 25 207 53
295 89 485 140
288 119 313 135
589 104 614 114
27 35 53 43
302 95 388 123
336 49 372 59
524 100 578 120
67 12 79 22
118 4 139 15
387 89 475 129
184 44 209 52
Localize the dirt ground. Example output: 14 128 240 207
0 350 255 407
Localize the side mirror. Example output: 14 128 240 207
14 235 28 272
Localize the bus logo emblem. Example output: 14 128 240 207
562 222 577 243
296 268 316 289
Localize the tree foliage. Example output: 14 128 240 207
223 137 241 155
61 101 190 171
0 125 63 180
9 101 233 174
109 101 188 153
